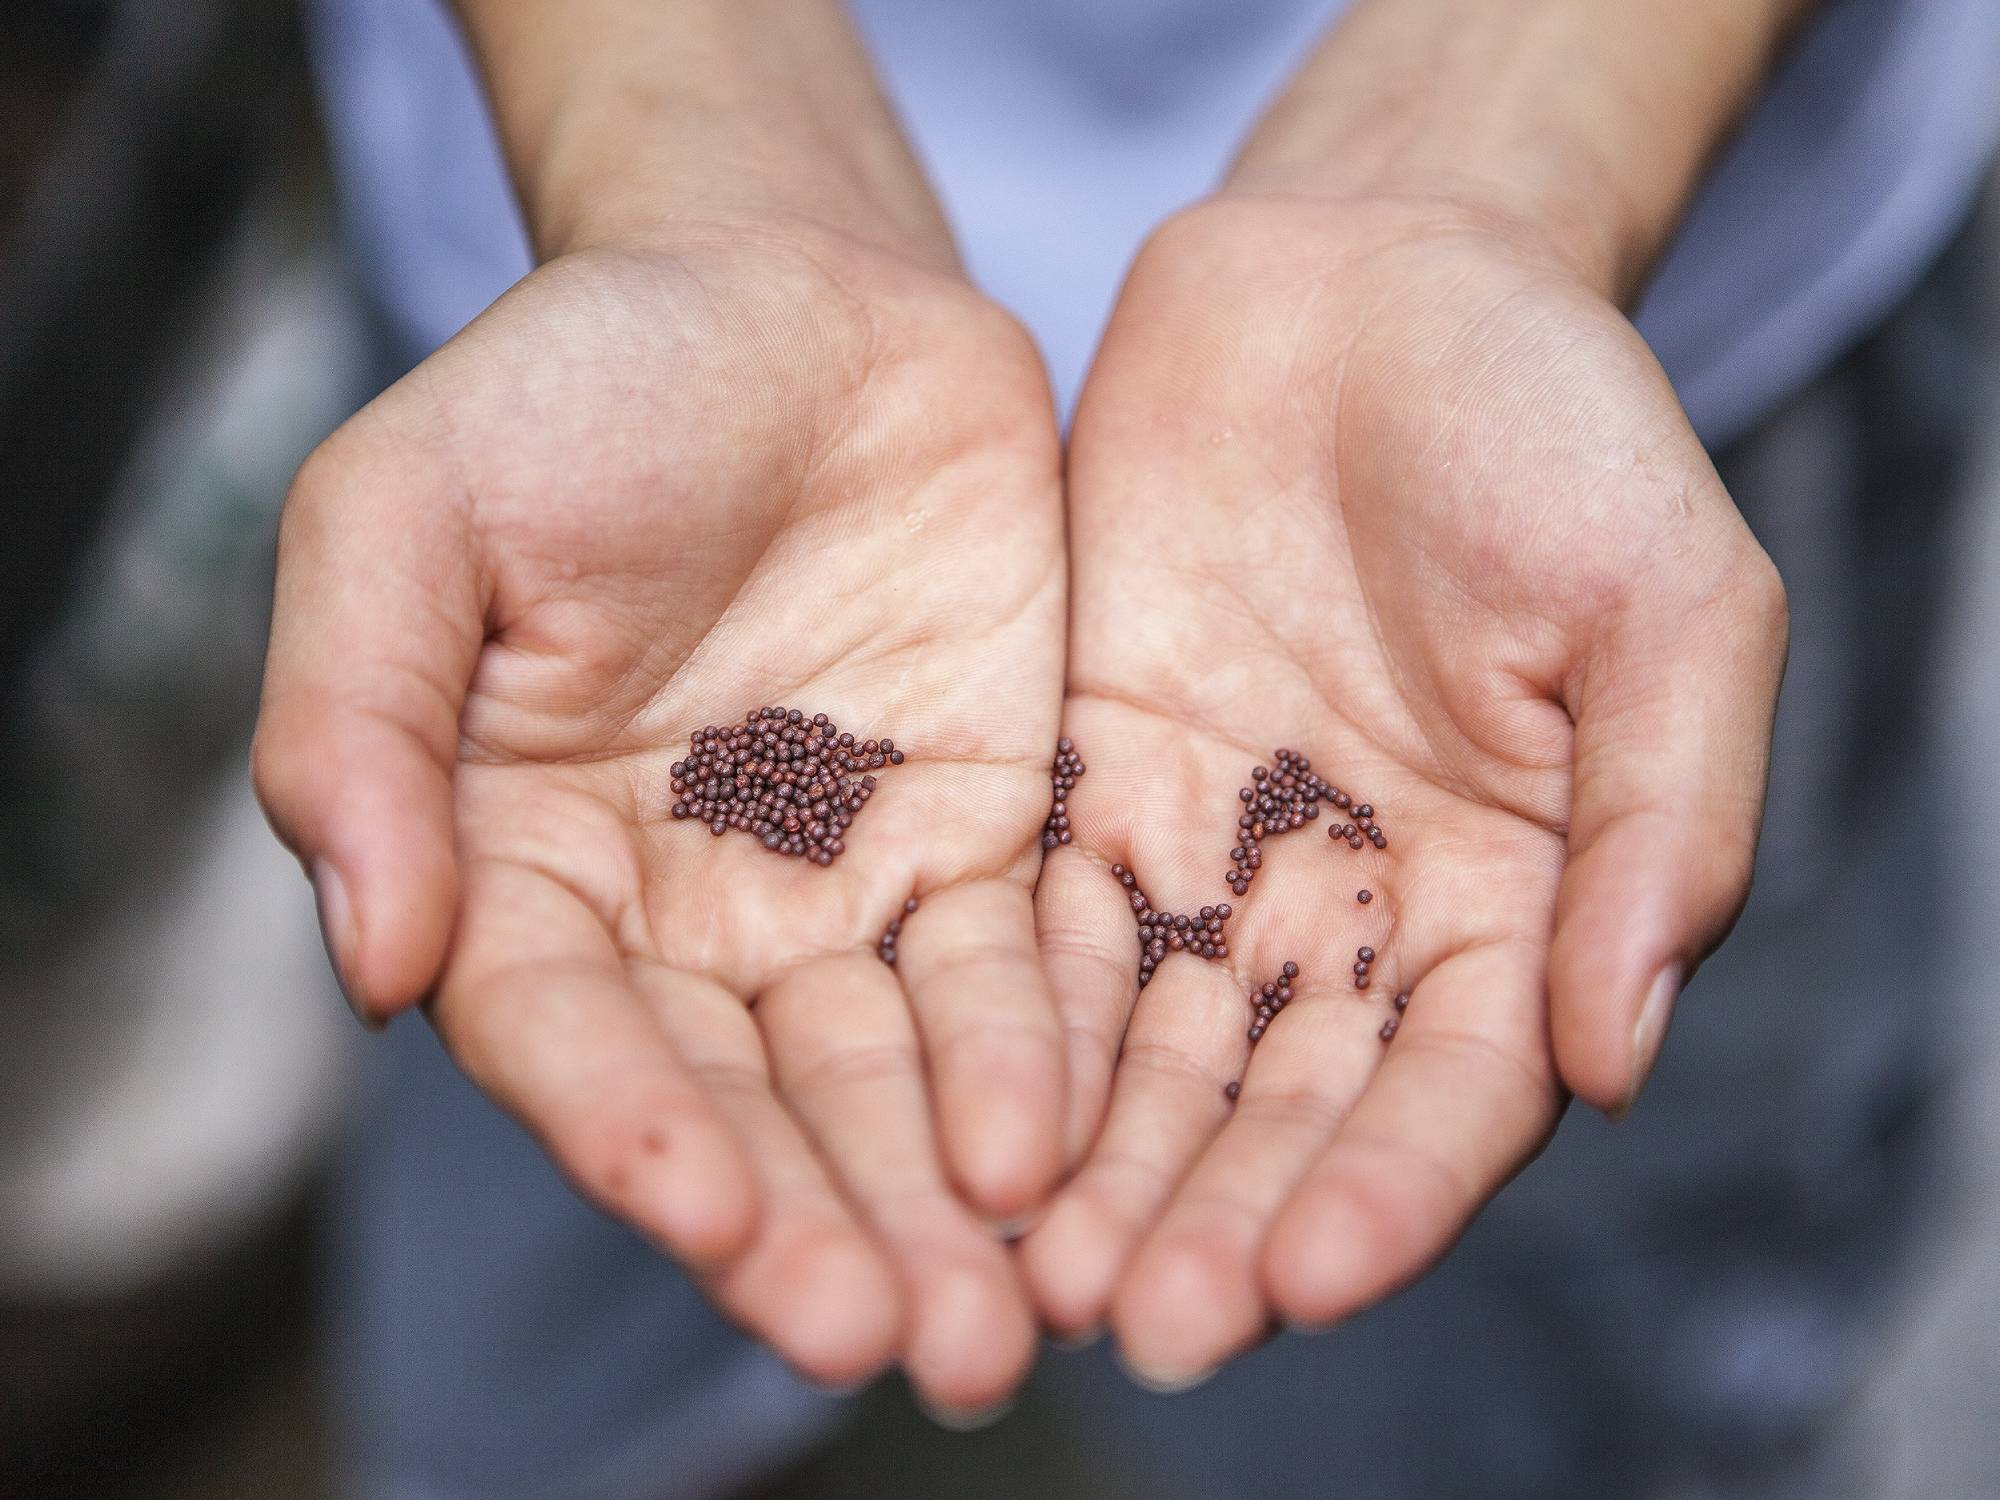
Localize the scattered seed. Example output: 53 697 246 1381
877 895 920 965
1224 1080 1241 1102
1380 1016 1399 1042
1103 742 1406 1051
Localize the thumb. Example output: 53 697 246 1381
1547 538 1788 1118
251 424 484 1026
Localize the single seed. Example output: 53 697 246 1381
1394 992 1410 1011
1224 1081 1241 1101
1357 889 1373 904
1357 946 1374 963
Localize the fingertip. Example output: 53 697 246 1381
1548 818 1695 1114
308 860 378 1030
259 709 459 1023
1609 963 1681 1120
313 846 459 1027
904 1257 1036 1416
648 1121 763 1269
1260 1187 1376 1330
1110 1234 1258 1388
1017 1196 1122 1340
944 1074 1066 1224
777 1235 905 1390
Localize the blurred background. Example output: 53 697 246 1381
3 1 1998 1496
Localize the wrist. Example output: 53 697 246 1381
1223 0 1820 304
451 0 958 269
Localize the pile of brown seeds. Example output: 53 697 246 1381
877 896 920 966
669 706 904 866
1227 749 1387 898
1042 738 1084 849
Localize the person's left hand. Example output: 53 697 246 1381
1020 193 1787 1382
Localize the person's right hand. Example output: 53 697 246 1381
252 221 1068 1417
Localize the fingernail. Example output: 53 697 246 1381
988 1207 1043 1242
1283 1318 1344 1337
915 1391 1016 1432
312 860 379 1032
1114 1348 1218 1395
1612 964 1680 1122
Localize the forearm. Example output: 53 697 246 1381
450 0 954 265
1228 0 1823 302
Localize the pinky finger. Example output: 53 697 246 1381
1260 940 1562 1328
631 962 904 1389
430 859 758 1270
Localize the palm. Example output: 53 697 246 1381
443 247 1060 990
1024 199 1782 1379
264 236 1067 1410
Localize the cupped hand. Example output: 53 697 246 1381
253 226 1067 1414
1023 196 1787 1382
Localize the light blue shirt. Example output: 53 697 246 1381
313 0 2000 447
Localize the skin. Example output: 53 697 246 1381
253 1 1069 1417
1024 0 1804 1385
255 0 1812 1415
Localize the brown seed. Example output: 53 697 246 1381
674 706 906 866
1357 889 1372 904
1043 738 1087 850
1393 992 1410 1011
1224 1080 1241 1101
1379 1017 1399 1042
1357 946 1374 963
